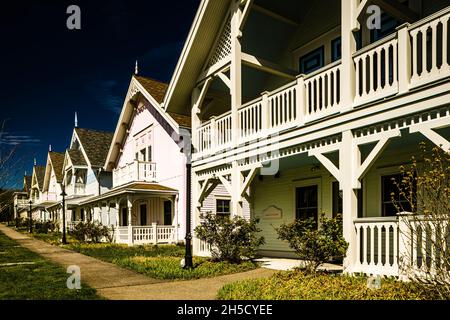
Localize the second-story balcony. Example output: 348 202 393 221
194 7 450 159
113 160 157 188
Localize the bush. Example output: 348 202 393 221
34 221 57 234
277 214 348 273
195 213 265 263
70 221 113 243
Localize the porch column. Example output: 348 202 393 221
115 201 120 227
340 130 359 273
231 161 243 217
230 0 242 147
174 195 179 243
127 196 133 246
340 0 358 111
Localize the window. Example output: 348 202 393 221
140 204 147 226
299 46 324 74
331 37 341 62
80 209 84 221
296 185 318 223
371 13 399 43
381 174 414 217
216 199 231 218
164 201 172 225
148 146 152 162
332 181 364 218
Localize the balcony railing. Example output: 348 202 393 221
195 7 450 157
113 160 157 188
115 224 176 245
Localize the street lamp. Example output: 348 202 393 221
184 153 193 269
28 200 33 233
61 186 67 244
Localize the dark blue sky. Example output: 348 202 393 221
0 0 198 188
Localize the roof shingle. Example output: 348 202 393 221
68 148 87 166
34 166 46 190
134 75 168 104
48 152 65 183
74 128 114 167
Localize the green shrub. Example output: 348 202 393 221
195 213 265 263
277 214 348 273
34 221 57 234
217 271 435 300
69 221 112 243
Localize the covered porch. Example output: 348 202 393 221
80 182 180 246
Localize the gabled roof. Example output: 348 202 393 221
104 75 191 171
74 128 114 167
134 76 192 128
48 152 65 183
32 165 46 190
164 0 230 115
134 76 168 104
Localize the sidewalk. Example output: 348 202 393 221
0 224 275 300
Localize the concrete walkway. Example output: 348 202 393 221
0 225 275 300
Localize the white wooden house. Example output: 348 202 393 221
79 75 191 245
160 0 450 278
41 151 65 223
46 127 114 230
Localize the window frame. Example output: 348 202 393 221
215 197 231 218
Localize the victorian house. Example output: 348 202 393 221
78 74 191 245
160 0 450 278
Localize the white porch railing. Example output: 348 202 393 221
115 224 176 245
194 8 450 157
113 160 157 188
354 216 399 277
353 34 398 106
410 8 450 89
304 61 342 122
15 199 30 206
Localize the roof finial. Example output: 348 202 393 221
24 171 27 176
49 144 52 152
135 60 139 75
34 158 37 166
74 111 78 128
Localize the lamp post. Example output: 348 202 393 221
61 186 67 244
184 154 193 269
28 200 33 233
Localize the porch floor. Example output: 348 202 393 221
256 257 343 272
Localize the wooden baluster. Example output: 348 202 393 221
377 48 382 90
385 224 390 267
369 52 374 94
431 21 439 74
362 56 367 98
385 45 390 87
422 27 428 76
411 30 419 81
392 41 398 86
327 71 332 108
392 222 399 270
442 16 449 70
370 225 375 267
363 225 368 266
421 222 428 273
378 224 382 268
356 225 361 268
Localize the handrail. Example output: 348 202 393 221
409 6 450 30
304 60 342 80
354 216 398 223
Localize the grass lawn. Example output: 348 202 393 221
0 231 101 300
218 271 433 300
16 229 259 280
64 242 258 280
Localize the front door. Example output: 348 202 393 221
295 185 318 224
140 204 147 226
121 208 128 226
163 201 172 225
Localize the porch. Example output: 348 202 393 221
78 182 181 246
194 6 450 158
